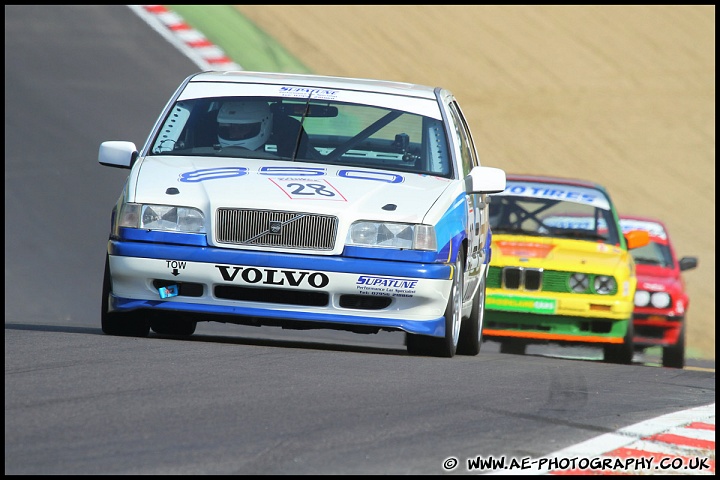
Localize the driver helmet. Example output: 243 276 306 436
216 100 272 150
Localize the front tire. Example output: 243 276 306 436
150 315 197 336
101 254 150 337
407 251 464 358
457 275 486 356
662 322 685 369
603 319 634 364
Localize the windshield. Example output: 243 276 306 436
148 96 452 177
619 218 672 266
489 182 621 245
629 241 674 267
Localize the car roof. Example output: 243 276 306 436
619 215 669 240
619 214 666 227
505 173 606 191
187 70 440 99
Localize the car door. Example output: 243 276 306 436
447 101 486 300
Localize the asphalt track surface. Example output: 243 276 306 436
4 5 715 475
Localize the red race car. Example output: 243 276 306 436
619 216 698 368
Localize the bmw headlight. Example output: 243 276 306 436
634 290 651 307
649 292 671 309
346 222 437 251
569 273 589 293
118 203 205 233
593 275 617 295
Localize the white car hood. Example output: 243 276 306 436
131 156 453 223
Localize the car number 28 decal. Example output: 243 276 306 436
269 178 347 201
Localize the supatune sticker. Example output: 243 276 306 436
355 275 418 298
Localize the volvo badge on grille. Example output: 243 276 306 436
269 221 282 235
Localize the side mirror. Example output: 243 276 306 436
98 141 138 169
679 256 698 272
624 229 650 250
468 166 506 194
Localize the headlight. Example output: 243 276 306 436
346 222 437 251
593 275 617 295
634 290 651 307
569 273 589 292
650 292 671 309
117 203 141 229
118 202 205 233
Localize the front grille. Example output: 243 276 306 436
502 267 543 291
216 208 338 250
487 267 616 294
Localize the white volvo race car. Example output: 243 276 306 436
99 71 506 357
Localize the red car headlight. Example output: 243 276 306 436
634 290 650 307
650 292 671 309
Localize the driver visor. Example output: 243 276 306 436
218 122 261 140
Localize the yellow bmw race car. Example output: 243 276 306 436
483 174 649 364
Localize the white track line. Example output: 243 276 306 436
127 4 241 71
485 403 715 475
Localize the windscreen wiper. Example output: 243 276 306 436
291 92 314 161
